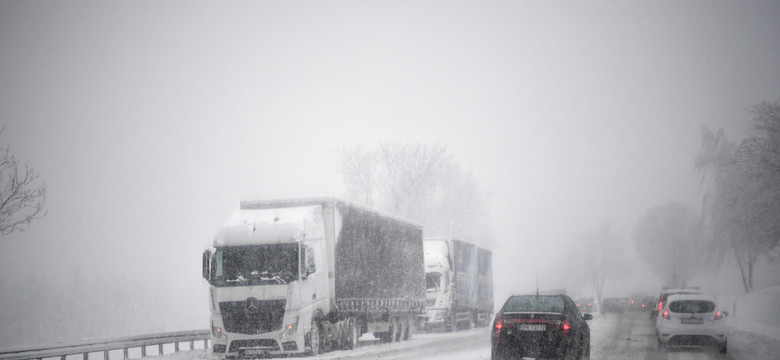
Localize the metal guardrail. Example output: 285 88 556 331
0 330 210 360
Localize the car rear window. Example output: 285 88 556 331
504 295 565 313
668 300 716 313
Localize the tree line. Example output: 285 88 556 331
595 100 780 295
562 100 779 302
338 142 492 247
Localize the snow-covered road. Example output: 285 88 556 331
150 312 777 359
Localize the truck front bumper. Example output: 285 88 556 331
210 331 307 359
417 312 450 331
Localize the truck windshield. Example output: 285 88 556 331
426 272 442 292
212 244 298 286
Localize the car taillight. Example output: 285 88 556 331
662 309 670 320
495 316 503 337
715 310 723 320
658 301 663 312
561 318 571 337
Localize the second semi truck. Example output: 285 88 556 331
418 237 493 331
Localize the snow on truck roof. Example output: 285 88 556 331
240 196 422 228
213 205 325 247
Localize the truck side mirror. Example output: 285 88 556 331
302 246 316 279
202 249 211 281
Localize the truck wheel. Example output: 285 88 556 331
306 320 321 356
391 317 402 342
345 318 359 350
402 317 413 340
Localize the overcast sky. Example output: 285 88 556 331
1 0 778 342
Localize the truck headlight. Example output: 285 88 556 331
283 317 298 337
436 311 447 322
211 321 224 338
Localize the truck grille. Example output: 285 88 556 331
219 299 286 334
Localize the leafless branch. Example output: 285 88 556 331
0 126 48 235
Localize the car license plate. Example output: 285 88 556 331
518 324 546 331
242 349 269 356
681 318 704 324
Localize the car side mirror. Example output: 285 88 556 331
722 311 729 317
583 314 593 320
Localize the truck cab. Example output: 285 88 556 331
420 239 456 331
202 206 329 358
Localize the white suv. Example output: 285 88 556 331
655 294 728 353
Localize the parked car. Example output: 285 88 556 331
655 294 728 353
601 297 624 314
491 294 592 360
652 287 702 319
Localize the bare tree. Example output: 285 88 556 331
633 202 705 287
695 101 780 292
0 127 47 235
576 223 628 305
337 142 491 245
338 145 377 206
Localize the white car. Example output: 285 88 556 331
655 294 728 353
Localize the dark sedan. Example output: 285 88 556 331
491 294 592 360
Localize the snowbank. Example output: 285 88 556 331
730 285 780 341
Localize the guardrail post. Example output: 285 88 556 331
83 352 88 360
123 347 129 360
174 341 179 353
141 345 146 358
103 350 109 360
158 344 163 355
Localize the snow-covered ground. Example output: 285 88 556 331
142 311 779 360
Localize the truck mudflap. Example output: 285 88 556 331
337 298 425 313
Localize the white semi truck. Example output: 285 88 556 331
202 197 425 358
418 237 493 331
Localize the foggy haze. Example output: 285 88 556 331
1 0 779 347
